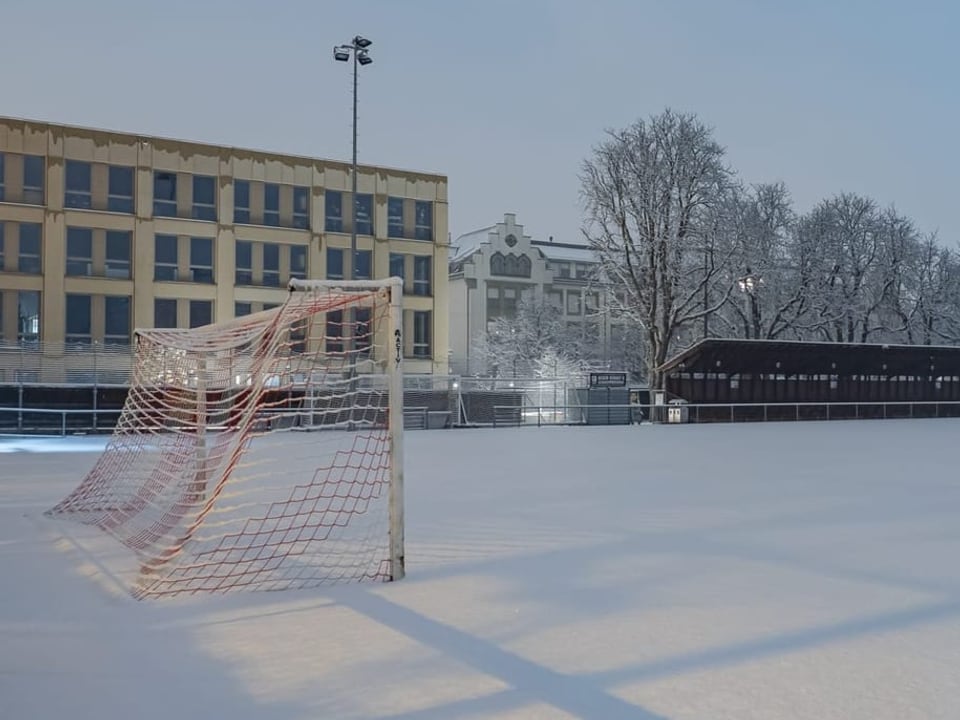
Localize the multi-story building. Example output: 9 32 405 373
0 116 448 377
448 213 625 375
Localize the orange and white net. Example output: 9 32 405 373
46 280 404 600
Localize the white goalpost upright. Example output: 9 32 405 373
46 277 405 598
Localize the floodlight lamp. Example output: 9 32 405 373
354 35 372 49
358 52 373 66
334 48 350 62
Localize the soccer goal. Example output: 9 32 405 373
46 278 405 600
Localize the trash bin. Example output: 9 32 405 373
667 400 689 424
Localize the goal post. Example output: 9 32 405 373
46 277 405 598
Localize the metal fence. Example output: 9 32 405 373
0 342 134 385
488 400 960 427
3 398 959 437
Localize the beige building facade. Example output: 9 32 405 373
0 116 449 377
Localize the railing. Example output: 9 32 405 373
0 406 124 436
489 400 960 427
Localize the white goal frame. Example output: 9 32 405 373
46 276 406 597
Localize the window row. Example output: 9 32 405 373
548 261 595 280
66 227 131 279
4 154 438 241
325 191 434 241
2 223 436 294
65 160 135 213
236 304 431 358
154 298 213 330
0 290 433 359
65 294 132 345
0 152 45 205
490 252 532 278
0 290 132 347
236 240 306 287
548 289 601 315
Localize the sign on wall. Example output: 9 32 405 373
589 372 627 388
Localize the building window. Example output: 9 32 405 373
66 227 93 276
18 290 41 343
108 166 135 213
325 190 343 232
556 262 570 279
235 240 253 285
64 161 92 209
414 201 432 241
153 171 177 217
389 252 405 281
354 249 372 280
355 194 373 235
0 153 5 201
413 255 431 296
0 223 4 269
412 311 431 358
290 245 307 280
189 300 212 328
154 298 177 328
388 197 404 238
18 223 42 274
327 247 344 279
65 294 92 345
154 234 178 281
262 243 281 287
22 155 44 205
105 231 132 279
104 295 131 345
264 183 280 226
355 308 372 355
491 252 531 278
192 175 217 221
190 237 214 283
235 302 252 317
234 180 250 224
293 186 310 229
326 310 343 353
567 291 582 315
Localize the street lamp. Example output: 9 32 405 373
333 35 373 283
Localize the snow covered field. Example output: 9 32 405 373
2 419 960 719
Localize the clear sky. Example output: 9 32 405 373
4 0 958 246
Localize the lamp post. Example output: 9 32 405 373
333 35 373 283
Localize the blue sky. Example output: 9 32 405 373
4 0 958 245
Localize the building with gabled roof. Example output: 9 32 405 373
448 212 626 375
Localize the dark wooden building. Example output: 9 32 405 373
658 339 960 419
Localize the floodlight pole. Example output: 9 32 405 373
334 36 373 285
334 36 372 359
350 41 359 284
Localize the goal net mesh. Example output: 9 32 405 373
46 280 403 600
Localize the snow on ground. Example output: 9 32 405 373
2 419 960 719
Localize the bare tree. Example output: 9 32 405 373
581 109 736 388
904 236 960 344
715 182 814 340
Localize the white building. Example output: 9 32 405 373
448 213 627 375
